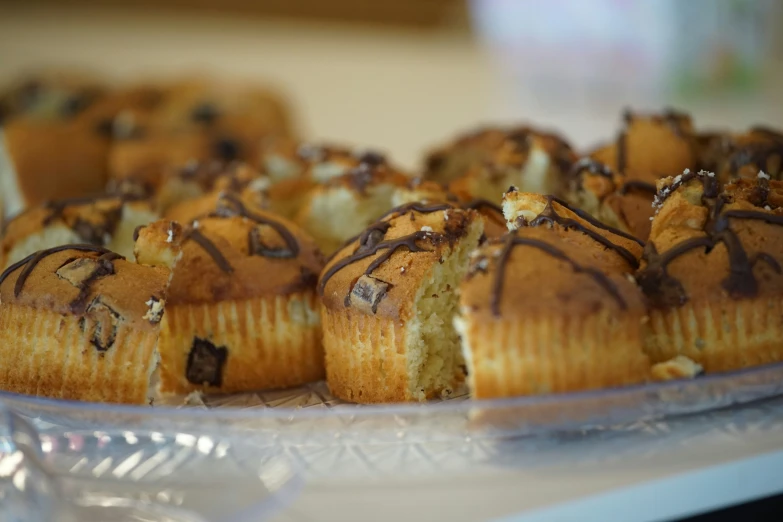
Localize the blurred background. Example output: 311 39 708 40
1 0 782 168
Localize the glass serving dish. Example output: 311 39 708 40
3 363 783 520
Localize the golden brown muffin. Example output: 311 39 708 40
153 160 267 213
564 158 657 241
638 170 783 373
455 191 650 399
590 108 698 181
0 118 111 219
319 201 484 403
134 192 324 395
107 79 294 192
0 245 169 404
295 156 411 254
0 71 106 123
424 126 576 200
163 184 269 224
1 194 158 269
703 126 783 183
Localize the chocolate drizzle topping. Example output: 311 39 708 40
462 199 505 227
318 202 457 308
488 234 627 316
638 173 783 307
179 191 302 273
618 180 657 195
0 245 123 311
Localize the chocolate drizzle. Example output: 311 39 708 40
0 245 123 311
618 180 657 195
489 234 627 316
638 174 783 307
318 202 457 308
211 192 300 259
462 199 505 227
179 191 302 273
728 142 783 178
185 228 234 274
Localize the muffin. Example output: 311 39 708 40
637 170 783 372
319 201 484 403
294 156 411 253
565 158 657 241
590 108 698 180
107 79 294 192
0 118 111 219
0 71 106 123
0 245 169 404
424 126 576 200
455 190 650 399
134 191 324 395
705 126 783 183
1 194 158 269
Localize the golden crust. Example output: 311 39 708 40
425 126 575 186
0 304 158 404
322 306 414 403
460 226 646 322
564 159 655 241
0 247 169 332
642 172 783 306
457 309 650 398
590 110 698 180
2 118 109 209
157 292 323 395
1 196 154 266
135 202 324 306
319 203 478 321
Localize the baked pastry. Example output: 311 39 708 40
454 190 650 398
134 191 324 395
424 126 576 200
700 126 783 183
151 160 269 213
0 71 106 123
0 118 111 219
637 170 783 372
565 158 657 241
0 194 158 268
107 79 293 192
590 108 699 180
0 245 169 404
294 155 410 253
319 201 484 403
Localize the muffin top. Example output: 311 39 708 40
638 170 783 308
590 108 697 181
319 202 481 320
1 194 149 261
567 157 657 240
135 192 323 304
0 245 169 335
710 126 783 182
460 225 646 321
260 138 384 183
0 71 107 123
424 125 575 184
502 188 644 272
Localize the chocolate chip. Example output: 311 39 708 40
85 298 121 352
213 137 241 162
191 102 221 125
186 338 228 387
348 275 390 313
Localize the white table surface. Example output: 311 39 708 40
2 7 783 521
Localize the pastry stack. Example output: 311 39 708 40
2 70 782 405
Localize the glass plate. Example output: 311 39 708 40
2 362 783 483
